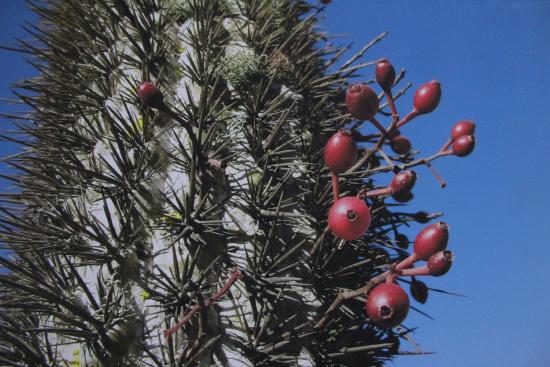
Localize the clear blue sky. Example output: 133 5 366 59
1 1 549 367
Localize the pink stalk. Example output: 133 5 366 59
398 266 431 277
384 90 399 118
396 109 419 129
395 253 419 271
368 116 387 136
439 138 453 153
331 172 340 201
164 269 242 339
364 187 393 198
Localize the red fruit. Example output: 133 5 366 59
452 135 475 157
366 283 410 328
328 196 371 240
390 135 412 155
138 82 164 108
324 130 358 174
320 0 331 3
413 222 449 260
376 59 396 92
427 250 454 276
413 80 441 115
346 83 379 121
451 120 476 140
391 170 417 195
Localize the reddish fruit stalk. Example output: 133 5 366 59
369 116 388 135
164 269 242 338
366 283 410 328
331 172 340 201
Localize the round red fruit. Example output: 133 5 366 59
328 196 371 240
366 283 410 328
138 82 164 108
427 250 454 276
452 135 475 157
324 130 358 174
391 170 417 195
413 80 441 115
390 135 412 155
451 120 476 140
376 59 396 92
413 222 449 260
346 83 379 121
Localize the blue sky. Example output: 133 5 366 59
1 1 549 367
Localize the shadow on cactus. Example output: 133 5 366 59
0 0 473 366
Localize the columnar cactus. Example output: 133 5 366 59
0 1 475 366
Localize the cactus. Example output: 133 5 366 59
0 1 473 366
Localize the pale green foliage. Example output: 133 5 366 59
219 50 264 89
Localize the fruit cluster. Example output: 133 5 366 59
136 56 476 331
322 58 476 329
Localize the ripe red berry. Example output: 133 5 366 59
346 83 379 121
324 130 358 174
451 120 476 140
366 283 410 328
413 80 441 115
452 135 475 157
391 170 417 195
413 222 449 260
410 278 428 304
376 59 396 93
427 250 454 276
328 196 371 240
138 82 164 108
390 135 412 155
